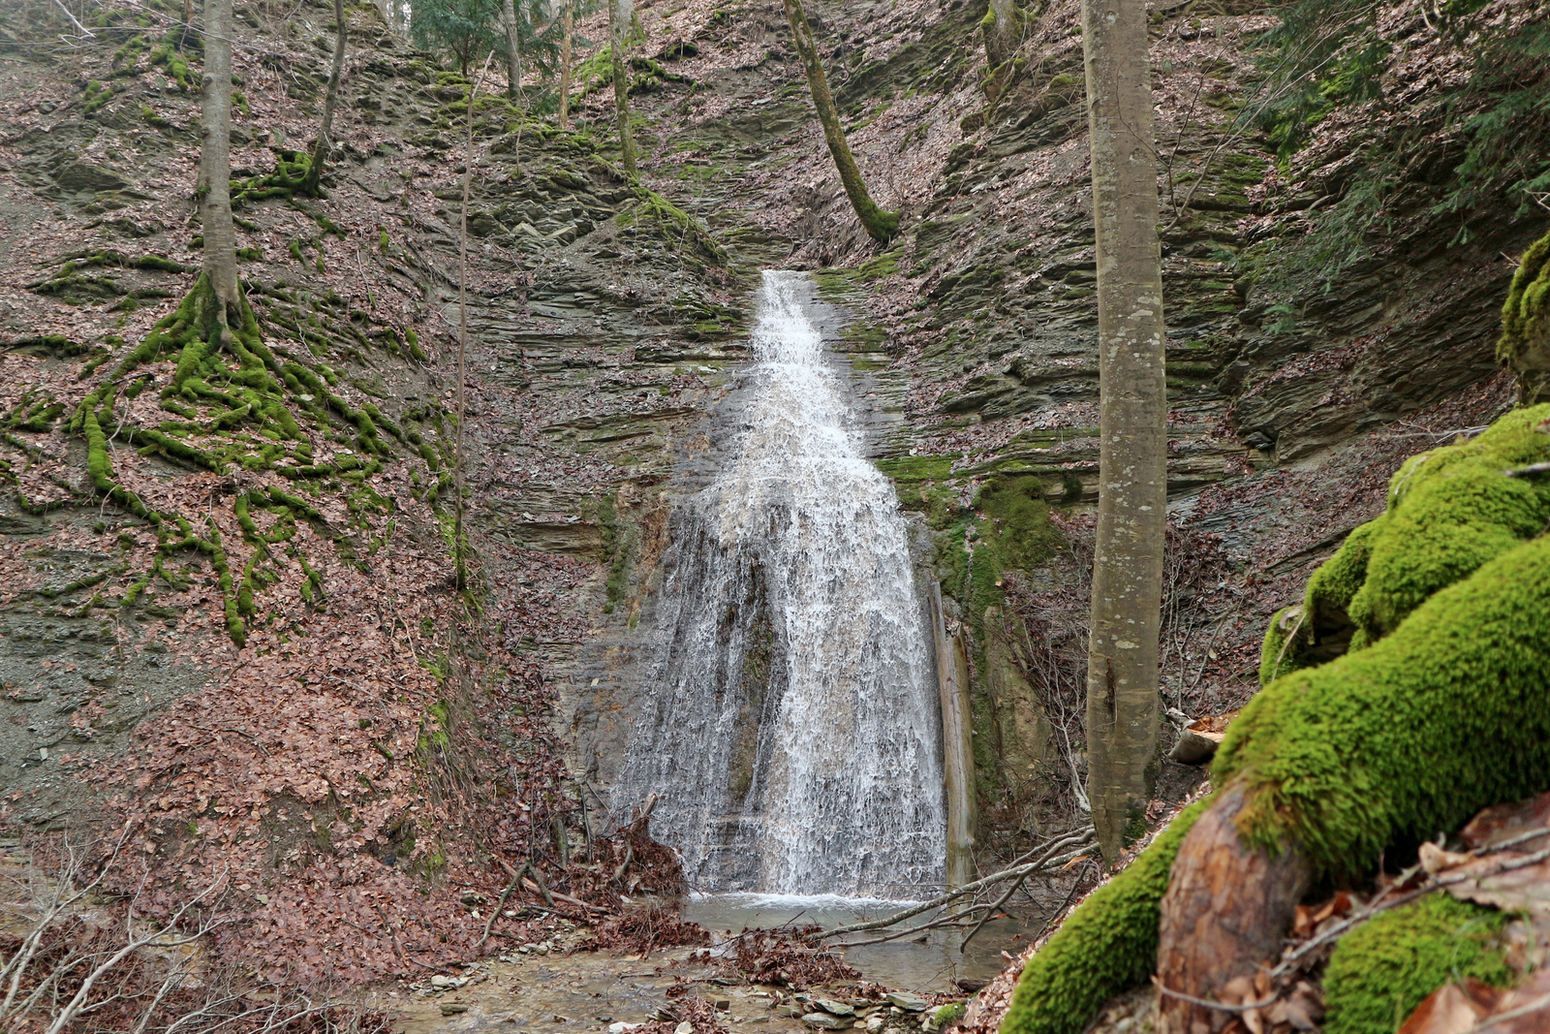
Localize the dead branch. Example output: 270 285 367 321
820 830 1095 940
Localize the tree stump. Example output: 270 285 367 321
1155 782 1312 1033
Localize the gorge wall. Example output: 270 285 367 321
1 0 1545 981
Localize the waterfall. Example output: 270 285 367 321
614 270 946 901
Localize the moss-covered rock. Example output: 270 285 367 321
1323 895 1512 1034
1266 404 1550 664
1499 229 1550 403
1001 800 1209 1034
1219 527 1550 875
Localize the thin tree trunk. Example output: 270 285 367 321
981 0 1019 104
558 0 573 129
780 0 897 244
500 0 522 102
302 0 347 197
199 0 241 318
1079 0 1167 864
455 55 494 591
608 0 637 175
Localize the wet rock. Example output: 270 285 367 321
885 993 928 1012
802 1013 850 1030
816 999 856 1017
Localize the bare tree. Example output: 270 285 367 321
608 0 637 174
557 0 574 129
500 0 523 101
199 0 241 317
1078 0 1168 865
301 0 348 197
780 0 898 243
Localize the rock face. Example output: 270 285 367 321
1 0 1543 989
590 0 1546 838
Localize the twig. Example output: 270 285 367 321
480 865 527 948
820 831 1094 940
1505 462 1550 478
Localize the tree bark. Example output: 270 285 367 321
1079 0 1167 864
558 0 574 129
302 0 347 197
1155 783 1312 1033
608 0 637 175
501 0 523 102
780 0 897 244
198 0 241 318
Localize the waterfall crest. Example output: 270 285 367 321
614 270 946 900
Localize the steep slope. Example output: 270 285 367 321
0 0 748 985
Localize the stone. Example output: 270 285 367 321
885 993 928 1013
606 1024 640 1034
674 1023 694 1034
816 999 855 1017
439 1003 469 1016
865 1015 886 1033
802 1014 850 1031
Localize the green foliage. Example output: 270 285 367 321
1323 895 1512 1034
1001 801 1210 1034
1437 20 1550 219
411 0 503 75
1220 527 1550 876
1499 229 1550 402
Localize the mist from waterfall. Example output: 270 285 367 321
614 270 946 901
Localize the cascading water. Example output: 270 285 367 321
614 270 946 901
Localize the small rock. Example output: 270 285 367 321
713 999 732 1011
816 999 855 1017
440 1003 469 1016
802 1013 850 1031
606 1024 640 1034
885 993 929 1013
865 1015 886 1033
460 889 486 905
430 975 457 989
674 1023 695 1034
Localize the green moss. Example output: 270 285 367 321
1002 801 1210 1034
1261 406 1550 669
149 40 196 91
1258 605 1308 685
1498 229 1550 403
1220 528 1550 876
1350 406 1550 641
1323 895 1512 1034
83 80 113 115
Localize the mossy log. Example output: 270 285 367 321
1156 527 1550 1031
1003 405 1550 1034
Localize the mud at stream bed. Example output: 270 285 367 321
381 900 1032 1033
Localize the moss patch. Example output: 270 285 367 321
1323 895 1512 1034
1002 801 1210 1034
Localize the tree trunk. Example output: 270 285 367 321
1155 783 1312 1033
1078 0 1167 864
981 0 1019 104
501 0 522 102
983 0 1019 68
558 0 574 129
198 0 241 319
780 0 898 244
302 0 347 197
608 0 637 175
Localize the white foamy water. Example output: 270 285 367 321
614 271 945 900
